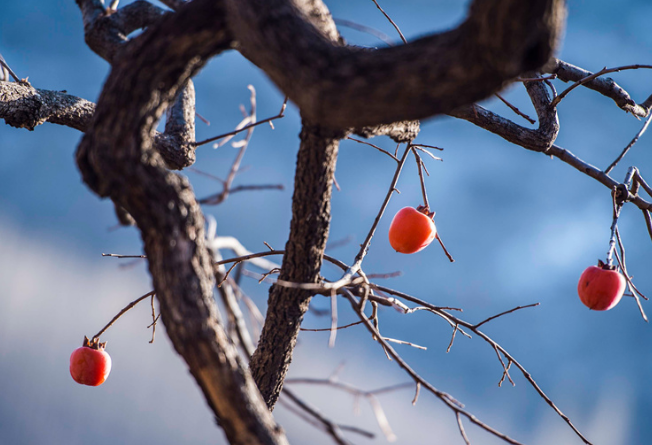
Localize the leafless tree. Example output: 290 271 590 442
2 0 652 444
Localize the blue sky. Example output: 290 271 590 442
1 1 652 444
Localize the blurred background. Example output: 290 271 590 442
1 0 651 444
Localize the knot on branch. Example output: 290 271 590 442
0 82 46 130
614 183 631 205
153 133 197 170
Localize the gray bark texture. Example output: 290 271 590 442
0 0 570 443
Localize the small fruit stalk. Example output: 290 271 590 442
70 336 112 386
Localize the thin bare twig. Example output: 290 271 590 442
148 293 159 343
279 396 375 440
382 336 427 350
614 248 648 322
370 0 407 44
367 394 396 441
412 382 421 406
605 113 652 174
300 320 365 332
516 74 558 82
333 18 395 46
346 136 399 162
93 290 156 340
633 170 652 198
193 96 287 147
198 184 284 205
329 290 338 348
102 253 146 258
474 303 540 329
495 93 536 124
644 209 652 242
0 54 21 82
325 235 354 251
365 271 402 279
412 146 430 210
412 145 442 162
286 377 413 441
493 345 515 387
195 111 210 126
189 167 225 184
498 360 514 387
457 412 471 445
435 234 455 262
447 324 460 353
280 389 355 445
411 143 443 151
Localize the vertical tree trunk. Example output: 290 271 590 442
250 121 343 409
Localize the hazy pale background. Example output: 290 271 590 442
1 1 651 444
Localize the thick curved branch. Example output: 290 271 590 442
76 0 167 62
450 78 559 151
226 0 566 128
0 81 195 170
74 1 286 443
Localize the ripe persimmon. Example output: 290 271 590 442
70 336 112 386
577 263 626 311
388 206 437 254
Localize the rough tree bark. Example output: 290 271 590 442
249 122 342 409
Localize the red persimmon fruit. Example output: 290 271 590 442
577 263 626 311
70 336 112 386
388 206 437 254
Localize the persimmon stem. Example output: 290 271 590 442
411 146 430 211
606 193 619 267
607 167 636 267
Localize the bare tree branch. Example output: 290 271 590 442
605 113 652 174
544 59 649 117
545 59 652 115
451 76 652 212
0 81 95 132
0 81 196 170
